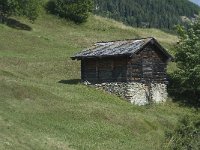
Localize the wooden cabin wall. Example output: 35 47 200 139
81 57 127 83
127 53 142 82
112 58 127 82
148 44 168 83
98 58 113 82
127 44 168 83
82 43 168 84
81 59 97 82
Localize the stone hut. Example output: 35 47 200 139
71 37 173 105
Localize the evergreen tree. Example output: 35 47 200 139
94 0 200 29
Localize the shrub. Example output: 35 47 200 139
46 0 93 23
165 115 200 150
0 0 42 22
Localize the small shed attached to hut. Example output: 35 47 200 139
71 37 173 105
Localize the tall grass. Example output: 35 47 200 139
0 14 197 150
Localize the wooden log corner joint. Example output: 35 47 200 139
71 37 173 105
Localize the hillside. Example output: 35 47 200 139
94 0 200 29
0 13 198 150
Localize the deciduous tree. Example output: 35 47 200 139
0 0 41 22
172 17 200 103
47 0 93 23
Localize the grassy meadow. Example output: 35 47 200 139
0 13 198 150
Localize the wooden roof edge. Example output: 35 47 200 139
95 37 153 44
129 37 174 61
71 54 131 60
151 38 174 60
71 37 174 61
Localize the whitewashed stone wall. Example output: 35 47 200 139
126 83 149 105
86 82 168 105
151 84 167 103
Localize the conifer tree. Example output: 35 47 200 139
94 0 200 29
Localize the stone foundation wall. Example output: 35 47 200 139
86 82 167 105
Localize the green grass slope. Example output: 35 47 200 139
0 14 197 150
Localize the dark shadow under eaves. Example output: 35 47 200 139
58 79 81 85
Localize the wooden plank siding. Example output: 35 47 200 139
127 44 168 83
81 57 127 83
113 58 127 82
81 44 168 84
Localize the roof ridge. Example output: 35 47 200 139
71 37 173 60
96 37 154 43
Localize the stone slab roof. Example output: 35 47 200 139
71 37 172 60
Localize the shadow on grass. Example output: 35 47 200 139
168 89 200 109
0 17 32 31
167 75 200 109
58 79 81 85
